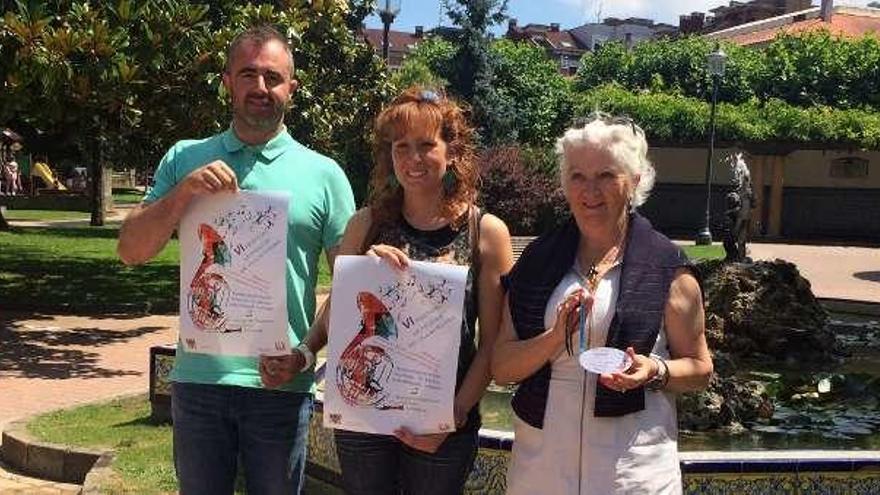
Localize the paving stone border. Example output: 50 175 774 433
80 450 117 495
0 418 111 486
0 393 145 491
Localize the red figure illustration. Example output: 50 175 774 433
188 223 232 330
336 292 403 409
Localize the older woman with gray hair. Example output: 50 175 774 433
492 114 713 494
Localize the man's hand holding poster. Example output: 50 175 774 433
324 255 468 435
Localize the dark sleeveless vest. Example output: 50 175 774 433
505 212 695 428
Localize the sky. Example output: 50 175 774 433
364 0 878 33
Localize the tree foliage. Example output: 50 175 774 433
389 36 455 91
0 0 388 222
2 0 218 224
577 32 880 111
573 84 880 150
478 145 566 235
444 0 517 145
759 31 880 109
491 39 572 146
394 35 572 147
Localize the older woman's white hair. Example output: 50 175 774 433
555 116 656 209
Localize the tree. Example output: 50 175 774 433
444 0 517 145
760 31 880 109
576 36 762 105
395 36 573 147
572 83 880 150
389 36 456 90
1 0 217 226
576 33 880 111
491 39 573 146
0 0 389 226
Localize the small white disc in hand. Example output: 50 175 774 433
578 347 632 374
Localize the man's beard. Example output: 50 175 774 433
234 97 287 132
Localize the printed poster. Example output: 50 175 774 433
178 191 290 357
324 255 468 435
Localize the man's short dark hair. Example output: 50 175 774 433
225 25 295 77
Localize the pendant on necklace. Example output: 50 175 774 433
585 264 600 292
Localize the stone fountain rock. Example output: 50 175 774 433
678 258 842 432
700 259 835 358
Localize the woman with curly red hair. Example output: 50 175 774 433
261 87 513 494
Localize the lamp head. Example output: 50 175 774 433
377 0 402 17
707 42 728 77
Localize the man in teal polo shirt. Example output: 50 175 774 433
117 26 354 495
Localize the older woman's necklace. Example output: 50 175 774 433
567 242 625 357
574 244 622 293
574 262 601 293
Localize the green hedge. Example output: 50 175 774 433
577 32 880 111
575 84 880 150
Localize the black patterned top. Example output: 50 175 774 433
369 209 481 431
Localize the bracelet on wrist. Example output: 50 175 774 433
296 343 315 372
646 355 669 391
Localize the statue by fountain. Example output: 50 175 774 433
722 152 754 262
676 151 863 434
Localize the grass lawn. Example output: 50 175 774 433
681 244 725 261
2 209 89 221
28 395 341 494
0 226 180 313
0 225 332 313
112 188 146 205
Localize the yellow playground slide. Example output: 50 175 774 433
31 161 67 190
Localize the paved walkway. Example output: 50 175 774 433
0 460 80 494
0 313 177 492
670 240 880 302
0 236 876 491
0 313 177 424
748 242 880 302
4 203 133 228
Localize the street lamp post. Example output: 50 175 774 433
695 43 728 246
378 0 402 64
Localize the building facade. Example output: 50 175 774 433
643 147 880 242
568 17 677 51
680 0 812 34
505 20 588 75
706 2 880 47
361 25 427 69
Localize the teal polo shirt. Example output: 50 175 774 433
145 127 355 393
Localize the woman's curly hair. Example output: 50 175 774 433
368 86 478 228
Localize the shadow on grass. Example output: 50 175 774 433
0 256 179 313
114 415 168 428
0 316 168 379
1 226 179 314
10 225 125 239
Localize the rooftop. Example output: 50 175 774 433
708 6 880 45
361 27 424 53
